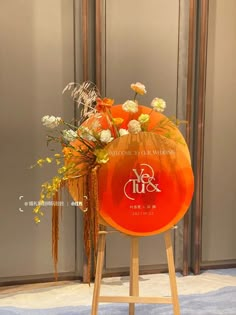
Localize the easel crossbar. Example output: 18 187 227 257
99 296 172 304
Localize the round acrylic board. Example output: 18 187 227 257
98 132 194 236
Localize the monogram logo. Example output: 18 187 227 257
124 163 161 200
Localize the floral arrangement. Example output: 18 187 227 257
32 81 185 279
32 82 185 220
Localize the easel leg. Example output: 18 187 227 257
164 230 180 315
91 231 106 315
129 237 139 315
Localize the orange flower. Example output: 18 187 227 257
95 97 114 112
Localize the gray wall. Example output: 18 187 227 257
0 0 83 282
103 0 179 115
202 0 236 264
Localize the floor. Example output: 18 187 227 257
0 269 236 309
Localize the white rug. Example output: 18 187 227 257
0 269 236 314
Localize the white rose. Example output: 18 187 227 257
62 129 77 142
150 98 166 112
42 115 62 128
119 128 129 136
122 100 138 113
128 120 141 134
130 82 147 95
100 129 113 143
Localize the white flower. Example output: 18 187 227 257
150 98 166 112
128 120 141 134
42 115 62 128
119 128 129 136
122 100 138 113
62 129 77 142
100 129 113 143
131 82 147 95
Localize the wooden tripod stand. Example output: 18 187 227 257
91 226 180 315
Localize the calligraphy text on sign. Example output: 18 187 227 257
124 163 161 200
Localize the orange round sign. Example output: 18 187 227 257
98 132 194 236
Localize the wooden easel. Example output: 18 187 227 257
91 223 180 315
